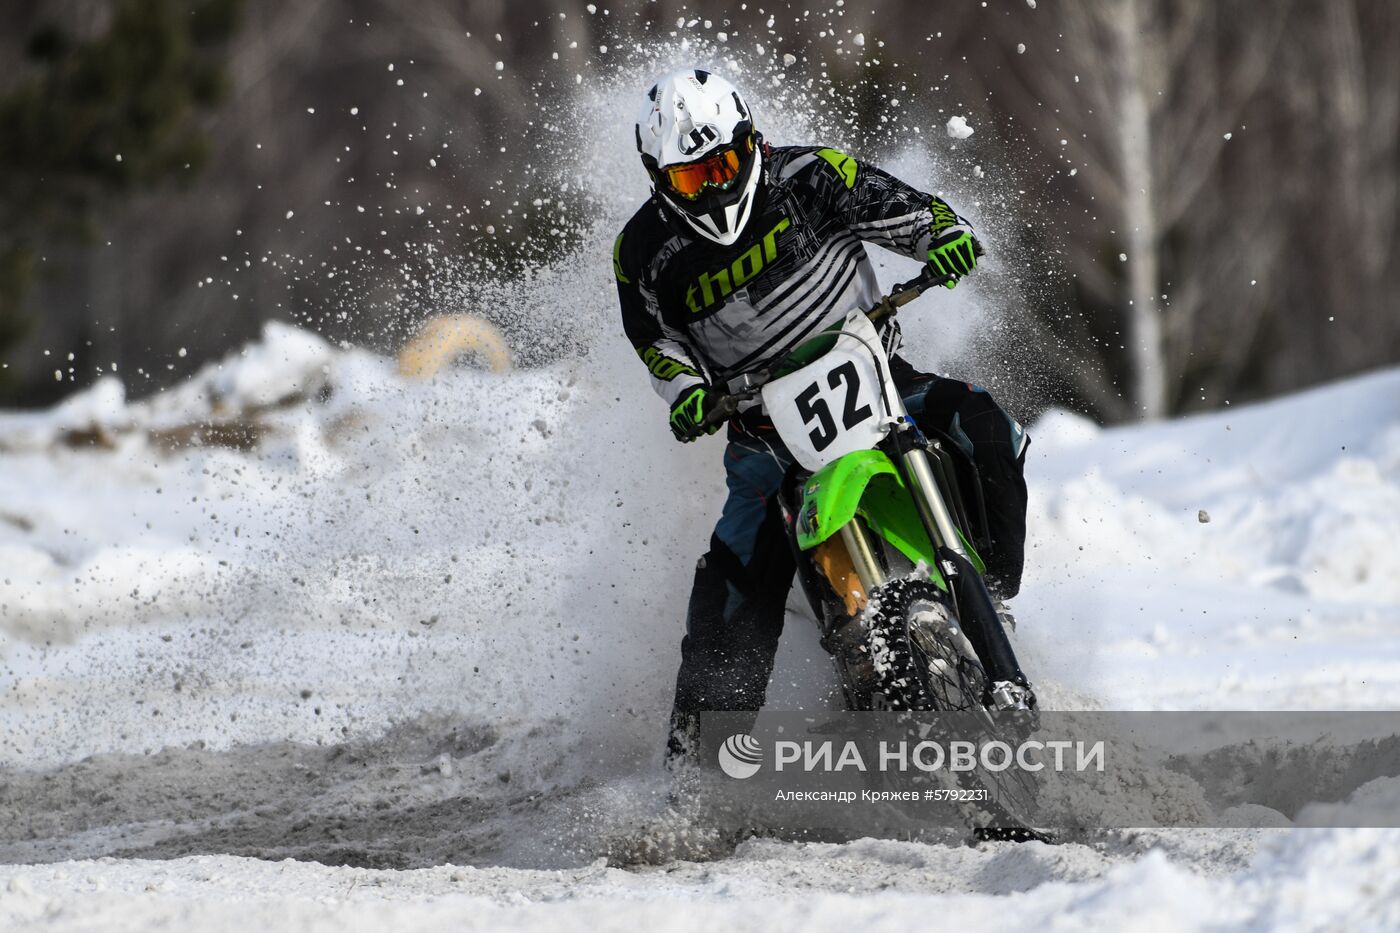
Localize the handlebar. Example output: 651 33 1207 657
867 265 956 324
700 265 954 427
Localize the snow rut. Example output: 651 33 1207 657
3 713 1396 873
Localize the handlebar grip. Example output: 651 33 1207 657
702 392 741 427
890 274 929 295
893 267 955 296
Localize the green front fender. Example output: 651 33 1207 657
794 449 985 582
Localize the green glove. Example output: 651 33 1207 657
669 385 721 442
927 225 981 288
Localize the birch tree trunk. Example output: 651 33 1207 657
1113 0 1167 418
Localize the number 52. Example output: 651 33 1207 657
795 360 874 451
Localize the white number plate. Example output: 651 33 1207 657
761 312 900 471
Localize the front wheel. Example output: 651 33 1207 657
863 576 1042 834
865 577 986 713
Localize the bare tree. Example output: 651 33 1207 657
990 0 1291 417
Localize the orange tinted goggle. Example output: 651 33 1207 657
663 136 753 200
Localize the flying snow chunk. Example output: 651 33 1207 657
1027 0 1037 7
1017 43 1026 54
495 61 504 71
783 53 797 66
946 116 974 139
854 33 866 46
1119 253 1128 262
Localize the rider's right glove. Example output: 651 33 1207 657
669 385 721 443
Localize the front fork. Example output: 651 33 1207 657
893 426 1035 711
838 521 886 594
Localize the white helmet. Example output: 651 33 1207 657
635 68 762 246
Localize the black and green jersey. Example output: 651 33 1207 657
614 144 968 408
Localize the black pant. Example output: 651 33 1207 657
667 366 1029 759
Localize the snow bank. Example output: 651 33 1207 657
1018 370 1400 710
1029 369 1400 606
0 319 719 779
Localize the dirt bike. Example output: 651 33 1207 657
703 265 1043 837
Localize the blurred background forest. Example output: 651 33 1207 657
0 0 1396 420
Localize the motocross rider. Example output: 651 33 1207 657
613 69 1030 762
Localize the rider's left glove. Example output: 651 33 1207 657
669 384 722 443
927 224 982 288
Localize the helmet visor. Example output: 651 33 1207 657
663 136 752 200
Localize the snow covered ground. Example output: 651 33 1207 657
0 317 1398 929
2 830 1397 931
